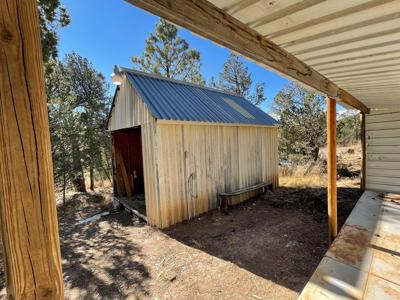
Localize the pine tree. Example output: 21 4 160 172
218 53 266 105
38 0 70 63
132 19 205 84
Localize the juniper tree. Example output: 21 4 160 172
47 54 111 196
132 19 205 84
273 83 326 162
218 53 266 106
337 111 361 145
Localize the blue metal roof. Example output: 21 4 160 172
122 68 279 126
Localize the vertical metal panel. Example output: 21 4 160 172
366 110 400 193
156 123 279 228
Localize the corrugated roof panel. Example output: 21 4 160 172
124 69 279 126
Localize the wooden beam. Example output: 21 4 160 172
126 0 369 114
0 0 64 298
326 97 338 243
361 112 366 192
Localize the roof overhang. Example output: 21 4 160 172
126 0 400 112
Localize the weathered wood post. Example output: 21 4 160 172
0 0 64 298
326 97 337 243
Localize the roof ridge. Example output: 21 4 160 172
117 66 243 98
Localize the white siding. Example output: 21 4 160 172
366 110 400 193
108 75 153 131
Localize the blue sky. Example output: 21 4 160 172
58 0 293 112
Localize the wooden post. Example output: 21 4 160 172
326 97 337 243
360 112 366 191
0 0 64 298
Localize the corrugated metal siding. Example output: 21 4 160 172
124 70 279 126
366 110 400 193
156 123 279 228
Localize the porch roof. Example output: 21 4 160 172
128 0 400 111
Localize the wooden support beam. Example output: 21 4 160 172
127 0 369 114
361 112 366 192
0 0 64 298
327 97 338 243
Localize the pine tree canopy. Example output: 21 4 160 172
217 53 266 106
38 0 70 63
132 19 205 85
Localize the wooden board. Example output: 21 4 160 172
0 0 64 297
326 97 337 243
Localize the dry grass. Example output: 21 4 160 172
279 144 361 189
280 167 326 188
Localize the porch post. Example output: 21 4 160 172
0 0 64 298
326 97 337 243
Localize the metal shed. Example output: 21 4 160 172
107 67 279 228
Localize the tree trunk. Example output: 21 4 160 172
71 136 86 192
62 171 66 206
312 147 319 162
0 0 64 298
90 162 94 191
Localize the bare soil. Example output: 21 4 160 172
0 145 362 299
0 184 361 299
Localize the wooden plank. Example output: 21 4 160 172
114 196 148 222
219 182 271 196
115 147 133 197
326 97 337 243
0 0 64 298
127 0 369 113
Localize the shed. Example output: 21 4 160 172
107 67 279 228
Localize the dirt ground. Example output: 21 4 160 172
0 145 362 299
0 184 360 299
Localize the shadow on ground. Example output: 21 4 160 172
58 194 150 299
0 187 361 299
164 186 362 293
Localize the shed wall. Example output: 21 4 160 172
108 76 154 131
109 76 160 226
156 123 279 228
366 110 400 193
